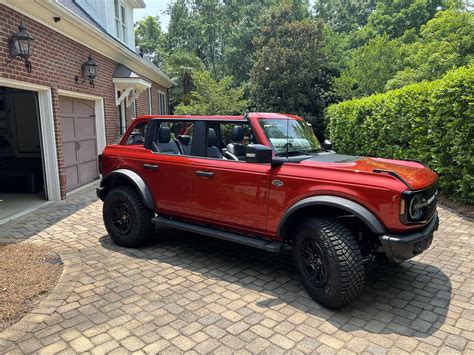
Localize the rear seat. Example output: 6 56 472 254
176 135 192 155
154 127 180 155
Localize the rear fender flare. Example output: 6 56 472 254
277 195 386 237
100 169 155 210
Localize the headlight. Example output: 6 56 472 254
409 194 424 221
400 183 438 224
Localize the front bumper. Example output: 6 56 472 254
379 212 439 263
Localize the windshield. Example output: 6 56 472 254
259 118 321 156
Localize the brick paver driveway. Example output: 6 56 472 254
1 185 473 354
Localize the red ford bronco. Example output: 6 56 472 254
98 113 439 308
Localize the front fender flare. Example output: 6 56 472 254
277 195 386 237
99 169 155 210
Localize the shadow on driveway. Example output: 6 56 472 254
99 226 452 339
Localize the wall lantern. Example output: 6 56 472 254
75 55 98 88
8 21 35 73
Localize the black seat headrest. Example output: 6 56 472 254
177 135 191 145
158 126 171 143
231 125 244 142
207 128 218 147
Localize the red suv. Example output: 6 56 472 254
97 113 439 308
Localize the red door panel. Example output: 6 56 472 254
191 158 271 236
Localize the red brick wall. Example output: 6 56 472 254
0 5 169 197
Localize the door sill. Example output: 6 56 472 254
152 216 282 253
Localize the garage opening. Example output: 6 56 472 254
0 87 46 221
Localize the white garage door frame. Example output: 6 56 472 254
0 77 61 201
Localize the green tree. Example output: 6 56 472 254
313 0 377 33
386 9 474 89
332 35 403 98
250 1 329 127
174 71 247 115
163 51 205 111
134 16 166 65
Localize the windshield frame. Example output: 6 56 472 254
258 118 321 157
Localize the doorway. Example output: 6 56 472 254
0 87 46 221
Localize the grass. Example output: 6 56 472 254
0 243 63 331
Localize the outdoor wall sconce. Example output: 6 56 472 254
75 55 98 88
8 21 35 73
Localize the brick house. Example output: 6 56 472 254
0 0 173 221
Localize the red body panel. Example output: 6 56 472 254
101 113 439 238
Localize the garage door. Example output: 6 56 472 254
59 97 98 192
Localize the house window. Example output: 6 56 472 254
158 91 166 115
114 0 127 43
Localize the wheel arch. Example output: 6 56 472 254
278 196 386 242
98 169 155 210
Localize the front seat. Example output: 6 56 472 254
226 125 246 160
155 126 180 155
176 135 191 155
207 128 223 158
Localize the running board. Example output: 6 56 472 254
152 217 282 253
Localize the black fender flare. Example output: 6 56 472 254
277 195 386 237
99 169 155 210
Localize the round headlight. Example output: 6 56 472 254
409 194 424 221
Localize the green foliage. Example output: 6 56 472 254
174 71 247 115
250 1 329 126
327 66 474 203
134 16 166 65
333 35 403 99
162 51 205 110
386 9 474 89
313 0 377 33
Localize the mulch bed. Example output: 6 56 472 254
0 243 63 331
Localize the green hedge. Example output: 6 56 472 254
327 66 474 204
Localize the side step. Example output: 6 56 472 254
152 216 282 253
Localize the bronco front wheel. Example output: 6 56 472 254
293 217 365 309
103 187 154 247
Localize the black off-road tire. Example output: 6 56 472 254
293 217 365 309
103 186 154 247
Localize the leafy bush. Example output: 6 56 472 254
327 65 473 204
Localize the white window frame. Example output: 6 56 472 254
158 90 167 115
114 0 127 44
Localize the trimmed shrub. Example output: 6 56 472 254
327 66 474 204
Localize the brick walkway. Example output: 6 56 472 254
0 185 473 354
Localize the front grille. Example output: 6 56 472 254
417 181 439 221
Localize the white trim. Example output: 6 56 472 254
2 0 173 88
57 89 107 158
148 88 152 114
0 77 61 201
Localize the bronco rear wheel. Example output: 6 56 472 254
103 186 154 247
293 217 364 309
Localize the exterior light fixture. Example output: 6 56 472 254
75 55 98 88
8 21 35 73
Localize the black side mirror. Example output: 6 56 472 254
322 139 332 150
245 144 272 164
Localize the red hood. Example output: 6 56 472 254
301 154 438 190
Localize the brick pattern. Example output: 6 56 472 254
0 186 473 353
0 5 169 197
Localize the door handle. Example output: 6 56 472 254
196 171 214 178
144 163 159 170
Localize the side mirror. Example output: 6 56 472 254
245 144 273 164
322 139 332 150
